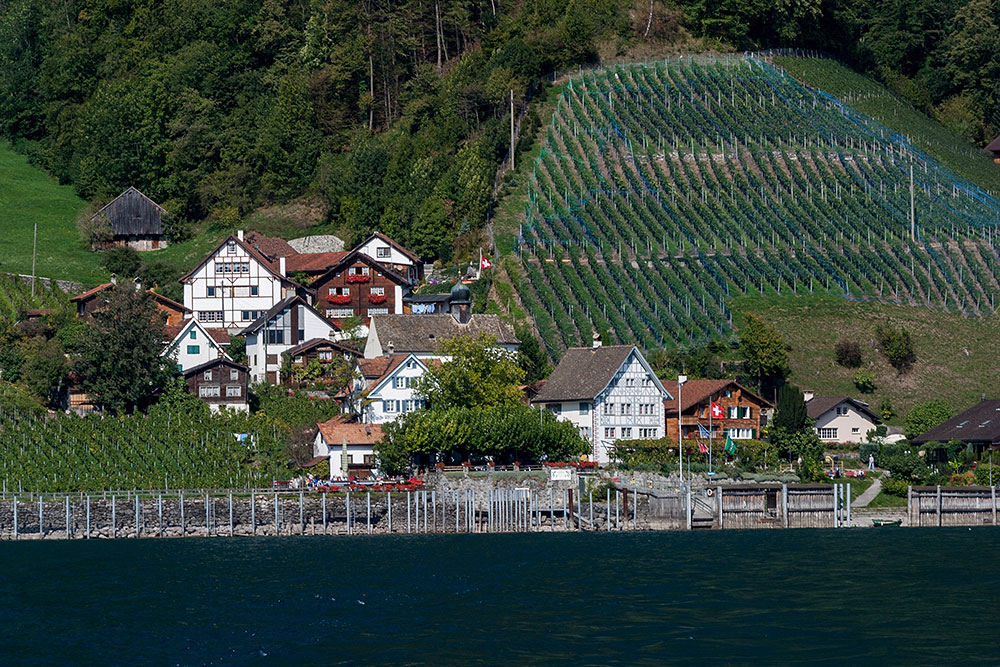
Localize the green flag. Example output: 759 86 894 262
724 435 737 454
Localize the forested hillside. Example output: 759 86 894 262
0 0 997 266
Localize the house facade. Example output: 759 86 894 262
182 358 249 413
180 231 308 330
911 399 1000 455
71 282 193 327
342 354 430 424
806 396 880 444
282 338 361 389
309 251 412 328
354 232 423 284
665 379 773 442
530 344 672 464
91 186 167 251
239 296 343 384
314 417 384 478
162 318 230 372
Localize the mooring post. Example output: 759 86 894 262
431 491 436 532
12 497 17 540
322 492 327 533
137 495 142 538
634 489 638 530
299 490 304 535
229 493 233 537
616 490 620 529
367 492 371 534
455 491 459 533
781 484 788 529
937 485 942 527
38 496 43 539
274 491 279 536
407 491 411 534
993 486 997 526
388 492 392 533
590 492 594 528
563 489 568 530
158 494 162 537
85 496 90 539
180 493 185 536
111 495 116 538
251 492 256 535
347 492 352 535
846 484 852 526
423 490 428 533
686 491 692 530
66 496 71 539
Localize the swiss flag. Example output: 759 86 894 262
710 402 723 420
698 441 708 454
481 256 492 270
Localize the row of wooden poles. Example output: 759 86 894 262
2 488 639 539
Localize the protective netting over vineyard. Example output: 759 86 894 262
517 56 1000 357
0 407 284 492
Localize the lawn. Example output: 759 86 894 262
866 492 908 508
731 293 1000 420
0 141 106 284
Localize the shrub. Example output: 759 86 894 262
876 324 915 372
904 400 954 440
974 463 1000 486
882 476 910 497
859 441 881 466
834 340 863 368
853 367 876 393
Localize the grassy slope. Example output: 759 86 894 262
0 141 105 284
731 293 1000 419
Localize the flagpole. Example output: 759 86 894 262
708 393 713 474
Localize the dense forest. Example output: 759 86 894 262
0 0 997 261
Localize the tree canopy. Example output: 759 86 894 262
738 315 789 398
413 332 525 409
904 399 954 440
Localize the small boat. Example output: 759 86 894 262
872 518 902 527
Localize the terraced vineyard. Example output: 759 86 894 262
513 56 1000 357
0 274 71 323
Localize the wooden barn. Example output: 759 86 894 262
91 187 167 251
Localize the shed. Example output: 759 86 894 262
91 187 167 251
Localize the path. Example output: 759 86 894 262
852 475 882 507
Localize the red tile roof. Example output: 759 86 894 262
245 231 299 259
205 328 231 345
664 379 772 412
285 251 349 274
316 416 384 446
70 283 113 302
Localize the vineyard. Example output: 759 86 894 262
512 55 1000 357
0 406 288 492
0 274 70 324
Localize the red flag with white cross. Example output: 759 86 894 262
710 401 723 420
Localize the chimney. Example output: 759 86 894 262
110 273 117 285
387 341 394 355
279 256 286 277
803 389 814 402
592 332 602 349
237 230 244 241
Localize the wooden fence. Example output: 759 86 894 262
907 485 999 527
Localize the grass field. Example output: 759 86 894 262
731 293 1000 419
0 141 105 284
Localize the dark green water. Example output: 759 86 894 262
1 529 996 665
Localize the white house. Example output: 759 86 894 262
314 416 384 478
239 296 344 384
342 353 430 424
363 288 519 360
805 394 880 444
354 232 423 284
161 318 230 372
179 231 309 330
530 343 672 464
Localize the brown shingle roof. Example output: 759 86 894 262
316 416 384 446
70 283 113 302
371 314 518 354
205 328 231 345
664 379 773 413
284 251 349 274
911 400 1000 444
245 232 299 259
806 396 879 422
531 345 662 403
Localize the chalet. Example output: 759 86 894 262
805 394 880 444
239 296 344 384
179 231 312 330
181 358 249 412
70 281 191 326
665 379 773 442
282 338 361 388
911 400 1000 455
353 232 423 284
310 250 414 328
313 416 384 479
162 318 230 372
986 135 1000 162
90 187 167 250
340 353 430 423
530 343 672 464
363 285 518 359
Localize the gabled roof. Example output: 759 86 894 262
369 314 518 354
147 290 191 313
180 357 248 377
283 337 357 358
665 379 773 413
311 249 413 286
70 282 114 302
316 416 384 446
179 234 291 284
244 231 299 260
531 345 671 403
985 136 1000 154
806 396 880 422
911 400 1000 445
285 251 350 275
358 232 421 264
366 354 426 395
237 295 339 336
91 187 165 236
162 318 230 359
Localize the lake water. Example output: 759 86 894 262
1 529 996 664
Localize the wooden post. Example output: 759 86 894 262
388 492 392 533
12 497 17 539
180 493 185 536
634 489 638 530
300 490 305 535
111 495 116 538
407 491 411 534
206 494 211 537
39 496 43 539
66 497 71 538
622 489 629 529
605 488 610 531
273 491 279 535
907 486 913 526
992 486 997 526
937 485 942 527
229 493 234 537
718 486 724 529
686 491 692 530
781 484 788 528
251 492 256 535
347 492 352 535
86 496 89 539
367 492 371 534
846 484 851 527
568 489 575 530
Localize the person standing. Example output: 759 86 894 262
868 453 875 471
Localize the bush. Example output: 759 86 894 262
882 476 910 497
904 400 953 440
853 367 876 393
834 340 863 368
876 324 915 372
974 463 1000 486
859 441 881 466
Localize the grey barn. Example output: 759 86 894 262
91 187 167 251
